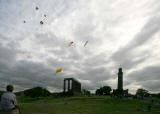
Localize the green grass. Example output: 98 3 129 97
15 96 160 114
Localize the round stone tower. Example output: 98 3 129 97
118 68 123 90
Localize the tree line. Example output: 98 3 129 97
1 86 159 98
95 86 160 98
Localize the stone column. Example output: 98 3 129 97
64 79 66 92
70 80 72 91
68 79 70 91
79 83 81 92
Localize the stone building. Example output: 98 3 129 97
63 78 81 95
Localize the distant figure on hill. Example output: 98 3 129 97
0 85 19 111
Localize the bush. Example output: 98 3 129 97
157 93 160 98
24 87 51 98
82 89 91 96
136 88 149 98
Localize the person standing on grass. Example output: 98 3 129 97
0 85 19 111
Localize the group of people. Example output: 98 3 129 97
0 85 19 112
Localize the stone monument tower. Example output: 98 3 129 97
118 68 123 90
113 68 128 97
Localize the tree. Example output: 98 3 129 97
157 93 160 98
136 88 149 98
112 89 123 97
24 87 51 98
82 89 91 96
96 88 103 95
96 86 112 96
102 86 112 95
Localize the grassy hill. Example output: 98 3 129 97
0 88 160 113
16 96 160 114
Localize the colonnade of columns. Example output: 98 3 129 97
64 79 72 92
63 78 81 93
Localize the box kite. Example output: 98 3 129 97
36 7 39 10
68 41 74 46
54 68 62 75
84 41 88 47
40 21 44 25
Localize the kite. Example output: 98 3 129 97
84 41 88 47
23 20 26 23
44 14 47 17
35 7 39 10
54 68 62 75
40 21 44 25
68 41 74 46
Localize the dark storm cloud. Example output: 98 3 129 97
34 32 87 61
79 67 109 81
125 65 160 92
81 53 108 67
13 60 64 89
0 58 64 91
142 81 160 91
73 17 102 47
0 40 20 89
0 35 64 91
0 42 18 69
112 15 160 69
127 65 160 82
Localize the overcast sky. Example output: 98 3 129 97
0 0 160 94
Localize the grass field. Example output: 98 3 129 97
14 96 160 114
